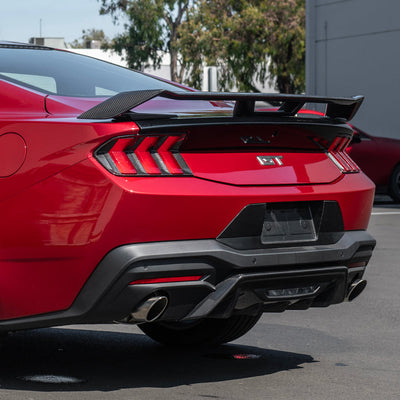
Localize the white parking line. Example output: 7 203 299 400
371 211 400 215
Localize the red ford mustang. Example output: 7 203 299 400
0 42 375 345
346 126 400 202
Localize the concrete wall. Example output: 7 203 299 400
306 0 400 138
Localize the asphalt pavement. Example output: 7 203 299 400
0 197 399 400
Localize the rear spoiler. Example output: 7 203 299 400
77 89 364 122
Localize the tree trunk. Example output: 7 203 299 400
170 47 179 83
169 24 180 83
277 76 293 94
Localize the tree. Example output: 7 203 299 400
98 0 189 81
265 0 305 93
98 0 305 93
69 29 110 49
178 0 305 93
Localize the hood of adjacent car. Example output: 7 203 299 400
373 136 400 146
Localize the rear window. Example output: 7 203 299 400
0 47 184 97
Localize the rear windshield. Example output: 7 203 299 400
0 47 184 97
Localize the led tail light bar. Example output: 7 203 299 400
314 136 360 174
327 136 360 173
94 134 192 176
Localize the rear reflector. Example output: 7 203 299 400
129 276 203 285
94 134 192 176
348 261 367 268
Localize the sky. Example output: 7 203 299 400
0 0 125 44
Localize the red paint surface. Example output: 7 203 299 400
0 133 26 177
184 152 340 185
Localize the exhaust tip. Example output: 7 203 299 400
130 296 168 323
346 279 367 302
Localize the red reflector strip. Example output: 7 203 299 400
157 136 184 174
134 136 161 174
348 261 367 268
109 138 137 174
129 275 203 285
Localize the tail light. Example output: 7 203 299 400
93 134 192 176
327 136 360 173
314 136 360 174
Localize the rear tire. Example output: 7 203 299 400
389 164 400 202
139 314 262 346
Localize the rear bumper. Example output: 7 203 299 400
0 230 375 331
0 158 375 321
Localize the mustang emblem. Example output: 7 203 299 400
241 136 270 144
257 155 283 166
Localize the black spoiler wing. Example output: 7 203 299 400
77 89 364 122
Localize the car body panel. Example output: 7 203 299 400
0 80 47 117
183 152 341 185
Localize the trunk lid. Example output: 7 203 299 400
54 91 358 186
177 123 344 185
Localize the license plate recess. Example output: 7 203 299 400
261 204 317 244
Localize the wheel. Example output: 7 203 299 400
139 314 262 346
389 164 400 202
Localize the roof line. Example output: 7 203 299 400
0 41 52 50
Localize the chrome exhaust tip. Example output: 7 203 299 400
129 296 168 323
346 279 367 302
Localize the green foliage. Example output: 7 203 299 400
265 0 305 94
179 0 305 93
99 0 189 77
69 29 110 49
98 0 305 93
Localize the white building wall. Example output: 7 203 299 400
306 0 400 138
68 48 129 68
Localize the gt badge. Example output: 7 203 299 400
257 156 283 166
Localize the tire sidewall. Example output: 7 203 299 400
389 164 400 202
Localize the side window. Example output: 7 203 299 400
0 73 57 93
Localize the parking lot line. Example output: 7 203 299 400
371 211 400 215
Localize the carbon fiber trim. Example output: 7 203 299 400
77 90 364 121
78 89 165 120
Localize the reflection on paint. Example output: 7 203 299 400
20 374 84 384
